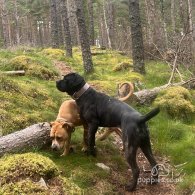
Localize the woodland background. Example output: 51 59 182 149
0 0 195 75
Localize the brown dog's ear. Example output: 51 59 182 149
62 122 75 132
50 122 55 127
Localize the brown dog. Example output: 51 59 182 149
50 100 88 156
50 82 134 156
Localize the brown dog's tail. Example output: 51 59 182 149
138 107 160 124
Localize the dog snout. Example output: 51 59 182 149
51 143 58 151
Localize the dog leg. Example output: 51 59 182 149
88 124 98 156
140 139 158 184
82 124 88 152
125 145 140 192
61 132 71 156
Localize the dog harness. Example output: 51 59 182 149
71 83 90 100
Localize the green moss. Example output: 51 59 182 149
41 48 65 59
0 153 59 183
154 86 195 121
8 55 58 80
0 75 64 135
113 62 133 72
0 153 82 194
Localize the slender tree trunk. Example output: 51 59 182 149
171 0 176 33
160 0 168 49
61 0 72 57
56 0 64 46
144 0 153 45
187 0 195 75
129 0 145 74
67 0 78 46
87 0 95 46
13 0 20 45
50 0 59 48
75 0 93 73
106 0 116 49
0 0 10 47
103 0 111 49
179 0 185 34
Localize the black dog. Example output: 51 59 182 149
56 73 159 191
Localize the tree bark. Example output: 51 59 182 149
61 0 72 57
50 0 59 48
0 123 51 157
171 0 176 33
87 0 95 46
129 0 145 74
0 0 10 47
187 0 195 75
75 0 93 73
13 0 20 45
67 0 79 46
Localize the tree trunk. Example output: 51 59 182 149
56 0 64 47
144 0 153 46
187 0 195 75
106 0 116 49
50 0 59 48
87 0 95 46
61 0 72 57
0 123 51 157
103 0 111 49
0 0 10 47
75 0 93 73
171 0 176 33
67 0 79 46
179 0 185 34
160 0 168 49
13 0 20 45
129 0 145 74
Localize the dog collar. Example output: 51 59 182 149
71 83 90 100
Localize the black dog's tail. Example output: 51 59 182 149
138 107 160 124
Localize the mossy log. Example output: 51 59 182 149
0 123 50 157
122 79 195 105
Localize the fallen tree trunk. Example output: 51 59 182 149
2 70 25 76
0 123 50 157
122 78 195 105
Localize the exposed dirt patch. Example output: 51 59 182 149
54 60 74 76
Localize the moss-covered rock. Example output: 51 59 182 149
113 62 133 72
0 153 82 195
154 86 195 121
9 55 58 80
41 48 65 59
